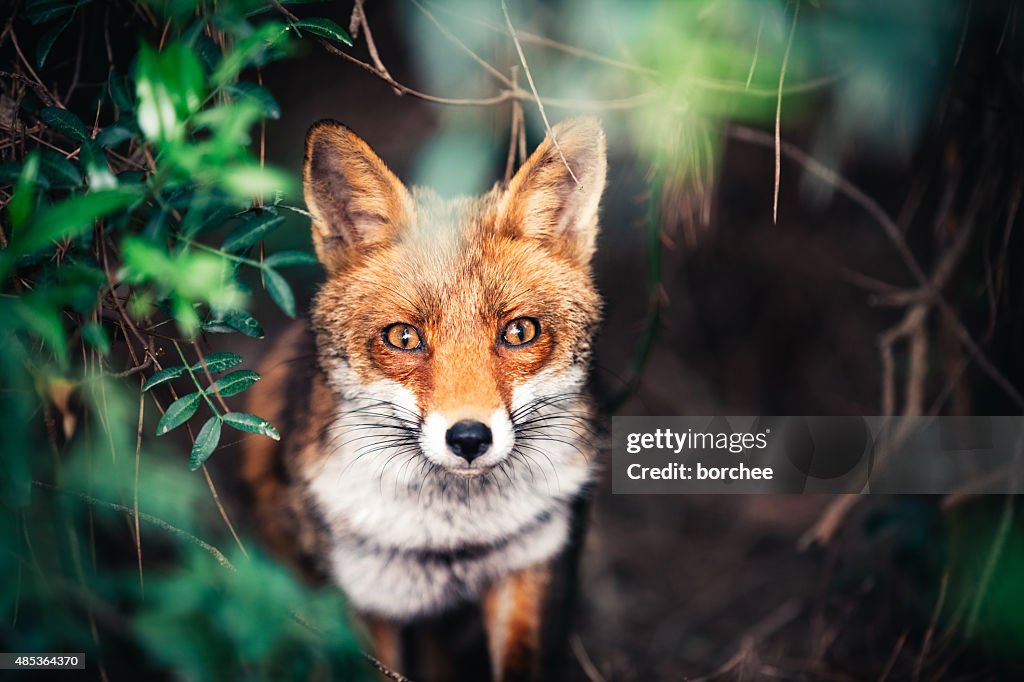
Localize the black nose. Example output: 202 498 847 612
445 420 492 463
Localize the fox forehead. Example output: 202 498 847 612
317 186 598 329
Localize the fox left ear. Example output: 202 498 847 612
303 120 411 272
500 117 607 265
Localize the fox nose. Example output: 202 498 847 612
445 420 492 463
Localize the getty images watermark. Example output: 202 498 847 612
611 416 1024 494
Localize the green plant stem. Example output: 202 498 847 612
175 234 264 268
172 340 222 420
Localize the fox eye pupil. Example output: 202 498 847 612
502 317 539 347
384 323 423 351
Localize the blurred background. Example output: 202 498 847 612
3 0 1024 679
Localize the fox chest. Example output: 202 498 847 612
302 444 590 621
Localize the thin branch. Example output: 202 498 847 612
36 482 237 572
409 0 514 89
773 0 800 223
353 0 402 95
500 0 581 188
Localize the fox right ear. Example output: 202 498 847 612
303 121 411 272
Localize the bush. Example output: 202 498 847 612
0 1 370 679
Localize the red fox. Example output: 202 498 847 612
241 117 606 681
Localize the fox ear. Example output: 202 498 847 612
500 118 607 265
303 120 411 272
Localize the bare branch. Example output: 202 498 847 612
500 0 581 188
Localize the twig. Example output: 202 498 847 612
965 494 1015 636
133 384 145 594
687 599 802 681
877 631 907 682
362 652 414 682
773 0 799 223
409 0 514 89
504 66 523 184
913 572 949 681
353 0 402 95
36 482 237 572
570 634 606 682
500 0 581 188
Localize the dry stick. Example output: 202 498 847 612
773 0 799 224
504 66 523 185
690 599 803 682
192 340 231 413
746 14 765 89
133 384 145 595
877 631 908 682
966 493 1016 637
570 634 607 682
353 0 402 96
272 0 511 106
201 465 250 560
420 0 654 76
276 4 655 112
409 0 514 89
5 28 58 107
500 0 581 188
37 482 237 572
362 653 414 682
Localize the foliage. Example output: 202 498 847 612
0 0 368 678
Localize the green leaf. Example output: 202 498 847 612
36 18 71 68
222 412 280 440
142 365 187 392
38 149 83 187
205 309 264 338
136 41 206 144
263 250 318 268
40 106 89 142
8 152 41 235
212 369 260 398
23 0 75 25
290 18 353 47
81 140 117 189
13 299 68 367
96 119 136 148
156 392 202 436
82 322 110 355
224 309 264 338
263 267 295 318
220 164 295 199
224 82 281 120
191 351 242 373
16 186 142 255
190 417 222 469
193 34 222 72
222 212 284 252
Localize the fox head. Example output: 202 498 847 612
303 118 605 490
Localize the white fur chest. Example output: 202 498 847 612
304 413 592 620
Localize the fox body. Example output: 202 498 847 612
241 118 606 680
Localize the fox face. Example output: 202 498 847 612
304 119 605 483
290 118 606 619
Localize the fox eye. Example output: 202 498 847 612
501 317 540 347
383 323 423 351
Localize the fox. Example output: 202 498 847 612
240 116 606 681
